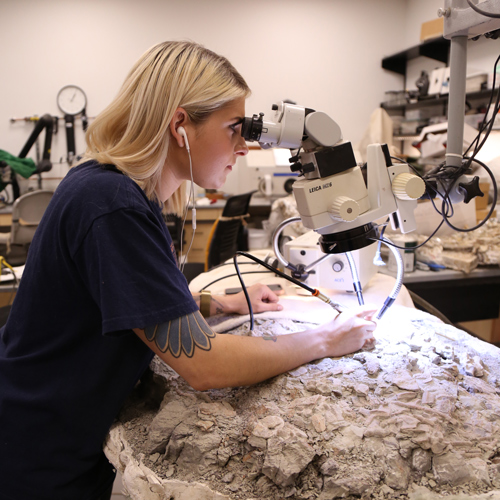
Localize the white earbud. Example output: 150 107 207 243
177 126 190 151
177 126 196 233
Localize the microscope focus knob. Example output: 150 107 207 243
392 173 425 201
329 196 360 222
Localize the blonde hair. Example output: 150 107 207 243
82 41 250 214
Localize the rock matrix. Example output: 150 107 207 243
105 308 500 500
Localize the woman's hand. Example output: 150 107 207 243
315 305 377 358
224 283 283 315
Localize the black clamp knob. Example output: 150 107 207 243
290 162 303 173
301 162 315 174
458 176 484 204
290 263 309 281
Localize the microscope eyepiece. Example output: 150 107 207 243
241 113 264 142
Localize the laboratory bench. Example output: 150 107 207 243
379 265 500 342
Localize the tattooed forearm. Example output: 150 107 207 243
263 333 277 342
212 297 225 315
144 310 216 358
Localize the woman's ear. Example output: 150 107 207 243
170 108 189 148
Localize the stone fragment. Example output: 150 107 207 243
353 353 366 363
392 370 420 391
221 472 234 483
432 452 477 486
412 448 431 473
472 355 485 377
165 422 192 462
217 446 232 467
198 401 236 418
164 464 175 478
324 409 345 432
255 475 277 497
385 451 410 490
319 478 349 499
147 400 193 453
364 421 390 438
196 420 214 432
320 458 339 476
311 413 326 433
322 468 382 498
396 391 418 402
305 378 338 396
398 439 416 459
380 484 394 496
354 383 370 396
247 434 267 450
289 366 308 377
364 359 381 375
441 250 477 273
431 355 442 365
251 416 285 439
421 391 435 404
262 424 315 487
327 425 363 452
468 457 492 486
176 429 222 474
460 375 497 394
398 414 419 430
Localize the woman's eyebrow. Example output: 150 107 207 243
230 117 245 126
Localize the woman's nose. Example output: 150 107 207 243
235 138 249 156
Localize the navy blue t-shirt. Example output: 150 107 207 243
0 161 198 500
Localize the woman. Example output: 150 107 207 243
0 41 376 500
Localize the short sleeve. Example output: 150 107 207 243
73 207 198 334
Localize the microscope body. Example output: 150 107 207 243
242 102 425 255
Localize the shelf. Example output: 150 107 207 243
381 88 498 111
382 37 450 75
393 135 420 141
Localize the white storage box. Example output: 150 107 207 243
248 228 269 250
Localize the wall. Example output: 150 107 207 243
405 0 500 88
0 0 409 195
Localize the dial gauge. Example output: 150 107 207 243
57 85 87 115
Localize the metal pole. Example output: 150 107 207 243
446 35 468 168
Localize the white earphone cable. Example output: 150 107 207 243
179 147 196 273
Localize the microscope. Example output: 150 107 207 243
241 103 426 246
240 102 428 315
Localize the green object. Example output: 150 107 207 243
0 150 37 192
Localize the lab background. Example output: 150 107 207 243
1 0 500 335
1 0 498 193
3 2 500 500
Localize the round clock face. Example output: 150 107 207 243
57 85 87 115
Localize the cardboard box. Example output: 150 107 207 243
476 208 496 222
420 18 444 41
476 182 490 210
